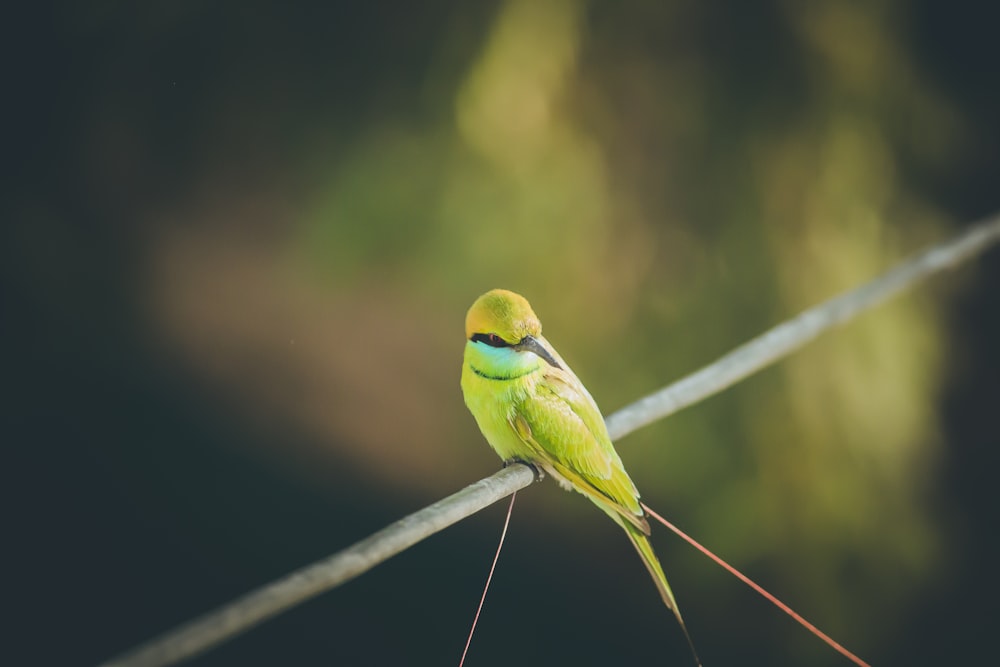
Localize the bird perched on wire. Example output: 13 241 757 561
460 288 700 665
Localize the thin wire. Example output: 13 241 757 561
607 213 1000 439
642 503 871 667
458 491 517 667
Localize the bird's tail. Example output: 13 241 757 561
621 520 702 667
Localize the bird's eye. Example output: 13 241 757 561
471 333 510 348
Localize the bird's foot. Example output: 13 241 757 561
503 458 544 482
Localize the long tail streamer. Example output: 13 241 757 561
458 491 517 667
642 502 871 667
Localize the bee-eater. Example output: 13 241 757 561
461 288 698 662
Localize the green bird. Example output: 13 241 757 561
461 288 699 663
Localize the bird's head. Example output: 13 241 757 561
465 289 561 369
465 289 540 344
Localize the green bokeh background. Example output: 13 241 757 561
6 1 999 665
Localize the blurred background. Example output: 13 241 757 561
5 1 999 665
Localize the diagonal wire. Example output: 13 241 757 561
605 214 1000 439
642 503 871 667
458 491 517 667
100 213 1000 667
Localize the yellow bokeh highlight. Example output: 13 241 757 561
456 0 582 171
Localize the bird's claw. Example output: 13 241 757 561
503 458 544 482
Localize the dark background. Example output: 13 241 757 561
5 1 999 665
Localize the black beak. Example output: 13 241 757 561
515 335 563 370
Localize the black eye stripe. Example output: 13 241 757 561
471 333 511 348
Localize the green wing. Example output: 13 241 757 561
506 354 698 660
510 365 649 533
